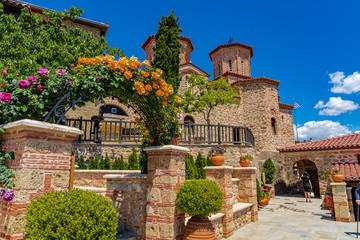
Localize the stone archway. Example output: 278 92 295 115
293 159 320 197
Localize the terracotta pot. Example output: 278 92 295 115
183 214 216 240
264 197 269 205
170 137 179 146
211 154 224 166
258 198 267 206
323 197 327 207
326 195 334 208
240 158 250 167
331 173 344 182
329 207 335 216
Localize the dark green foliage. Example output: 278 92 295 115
152 11 182 94
112 155 127 170
99 153 111 170
139 149 148 174
195 152 207 179
98 156 104 169
25 189 117 239
128 147 139 170
206 156 213 166
256 179 263 202
263 158 276 184
185 153 198 180
76 155 86 169
176 179 223 217
87 156 98 170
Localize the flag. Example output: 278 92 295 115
294 101 300 109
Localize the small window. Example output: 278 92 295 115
229 60 232 72
271 118 276 135
100 105 127 116
241 61 244 75
111 107 117 114
185 76 191 88
218 64 221 76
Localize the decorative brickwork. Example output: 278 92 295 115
233 203 252 229
233 167 258 222
205 166 234 237
330 182 351 222
144 145 189 240
105 174 148 239
0 119 82 240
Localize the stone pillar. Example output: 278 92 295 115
144 145 189 240
331 182 351 222
205 166 234 238
346 187 355 222
233 167 258 222
0 119 82 240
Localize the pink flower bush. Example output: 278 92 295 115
37 84 43 91
0 92 12 103
38 68 49 76
27 76 37 83
2 70 7 75
56 69 67 76
2 189 15 202
70 63 75 67
18 80 30 89
3 146 8 150
97 76 101 80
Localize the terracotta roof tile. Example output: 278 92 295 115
333 163 360 181
209 42 254 60
278 132 360 152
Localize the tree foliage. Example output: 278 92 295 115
128 146 140 170
153 10 182 94
87 156 98 170
112 155 127 170
256 178 263 202
179 75 240 124
185 153 198 180
263 158 276 184
76 155 87 169
195 152 207 179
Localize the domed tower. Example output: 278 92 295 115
141 35 194 65
209 42 253 83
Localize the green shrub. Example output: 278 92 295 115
263 158 276 184
99 153 111 170
128 146 139 170
195 152 206 179
76 155 86 169
177 179 223 217
206 155 213 167
112 155 127 170
139 149 148 174
256 179 263 202
87 156 98 170
25 188 117 240
185 153 198 180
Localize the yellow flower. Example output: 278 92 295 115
124 70 133 79
156 68 163 75
175 96 181 103
130 56 138 64
168 85 174 95
142 60 150 67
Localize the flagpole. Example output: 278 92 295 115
293 98 299 141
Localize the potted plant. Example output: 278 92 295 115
263 188 270 204
176 179 223 240
239 154 253 167
256 179 266 206
208 144 227 166
331 167 344 182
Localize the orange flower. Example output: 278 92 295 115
130 63 137 70
142 60 150 67
119 68 125 73
145 84 152 91
77 65 84 69
168 85 174 95
145 130 149 134
109 61 117 70
156 90 164 97
78 57 86 64
130 56 138 64
163 99 167 106
118 57 129 68
142 71 149 77
152 83 159 89
163 92 169 98
136 61 142 67
124 70 133 79
135 117 140 123
156 68 163 75
149 138 154 143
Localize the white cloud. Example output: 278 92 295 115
329 71 360 94
295 120 352 140
314 97 359 116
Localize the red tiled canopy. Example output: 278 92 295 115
333 163 360 181
278 133 360 152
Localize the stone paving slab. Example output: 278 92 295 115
229 195 359 240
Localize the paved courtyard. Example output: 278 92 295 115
230 195 359 240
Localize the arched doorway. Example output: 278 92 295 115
293 160 320 197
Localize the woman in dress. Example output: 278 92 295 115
301 172 312 202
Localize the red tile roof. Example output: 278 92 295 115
209 42 254 61
278 133 360 152
279 102 294 110
333 163 360 181
225 74 280 87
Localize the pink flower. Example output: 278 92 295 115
38 68 49 76
16 74 19 77
3 146 8 150
27 76 37 83
37 84 43 91
56 69 67 76
18 80 30 89
2 70 7 75
0 92 12 103
2 189 15 202
97 76 101 80
70 63 75 67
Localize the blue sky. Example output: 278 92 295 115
26 0 360 140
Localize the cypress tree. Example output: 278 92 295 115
195 152 206 179
263 158 276 184
98 156 104 169
128 147 139 170
153 11 182 94
112 155 126 170
185 153 197 180
139 149 148 174
100 153 111 170
87 156 98 170
206 156 213 166
76 155 87 169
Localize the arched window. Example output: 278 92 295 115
228 60 232 72
271 118 276 135
185 76 190 88
100 105 127 116
184 115 195 135
184 115 195 124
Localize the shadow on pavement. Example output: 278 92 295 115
344 232 359 238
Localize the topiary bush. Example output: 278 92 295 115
25 188 117 239
87 156 99 170
176 179 223 217
112 155 127 170
128 146 139 170
256 178 263 202
195 152 206 179
263 158 276 184
99 153 111 170
76 155 86 169
185 153 198 180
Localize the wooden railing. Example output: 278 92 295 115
65 118 255 147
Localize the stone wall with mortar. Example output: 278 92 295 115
209 214 224 239
232 178 240 204
105 174 148 239
233 205 252 230
280 148 360 195
74 170 141 189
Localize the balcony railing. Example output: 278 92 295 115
65 118 255 147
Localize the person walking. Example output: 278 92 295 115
356 182 360 205
300 172 312 202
